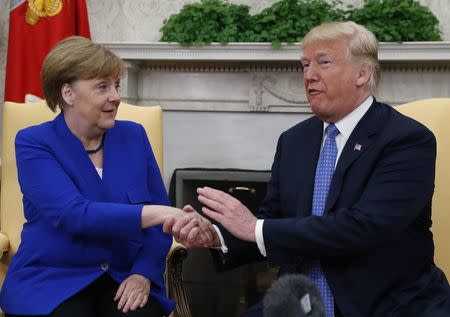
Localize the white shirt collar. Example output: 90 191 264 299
323 95 374 139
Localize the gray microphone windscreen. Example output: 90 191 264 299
263 274 326 317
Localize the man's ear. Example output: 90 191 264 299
356 63 372 87
61 83 74 106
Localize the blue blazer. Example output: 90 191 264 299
0 113 174 316
220 100 450 316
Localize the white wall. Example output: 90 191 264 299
0 0 8 109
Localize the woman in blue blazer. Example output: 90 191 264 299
0 37 192 317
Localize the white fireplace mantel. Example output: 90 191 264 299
103 42 450 113
104 42 450 62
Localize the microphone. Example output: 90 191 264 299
263 274 326 317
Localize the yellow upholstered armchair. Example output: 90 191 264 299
0 101 191 317
396 98 450 279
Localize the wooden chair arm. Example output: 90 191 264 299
0 233 9 259
166 241 192 317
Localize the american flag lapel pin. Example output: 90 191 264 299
354 143 362 151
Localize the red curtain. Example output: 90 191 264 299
4 0 91 102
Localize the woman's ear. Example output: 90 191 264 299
356 64 372 87
61 83 74 106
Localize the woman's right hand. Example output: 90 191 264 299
140 205 190 229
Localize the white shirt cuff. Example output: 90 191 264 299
212 225 229 253
256 219 267 257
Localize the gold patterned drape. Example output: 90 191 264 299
26 0 63 25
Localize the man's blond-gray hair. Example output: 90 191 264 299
303 21 380 93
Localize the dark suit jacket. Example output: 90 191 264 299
0 113 174 316
220 100 450 316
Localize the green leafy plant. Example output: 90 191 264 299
160 0 443 46
248 0 346 47
348 0 442 42
160 0 252 46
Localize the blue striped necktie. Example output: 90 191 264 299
307 123 339 317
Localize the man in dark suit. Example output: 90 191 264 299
168 21 450 316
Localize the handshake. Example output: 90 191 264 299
148 186 259 248
163 203 219 249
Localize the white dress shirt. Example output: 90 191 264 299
95 167 103 179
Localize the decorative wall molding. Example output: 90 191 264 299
382 64 450 72
104 42 302 61
378 42 450 61
104 42 450 62
106 42 450 113
144 63 302 73
249 73 309 112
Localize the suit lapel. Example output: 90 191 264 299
296 117 323 217
325 100 384 213
101 123 128 197
54 113 104 199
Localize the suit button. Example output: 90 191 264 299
100 263 109 271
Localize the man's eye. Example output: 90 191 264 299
320 60 331 65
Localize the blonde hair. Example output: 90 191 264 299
41 36 124 112
303 21 380 92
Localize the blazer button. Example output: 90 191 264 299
100 262 109 271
